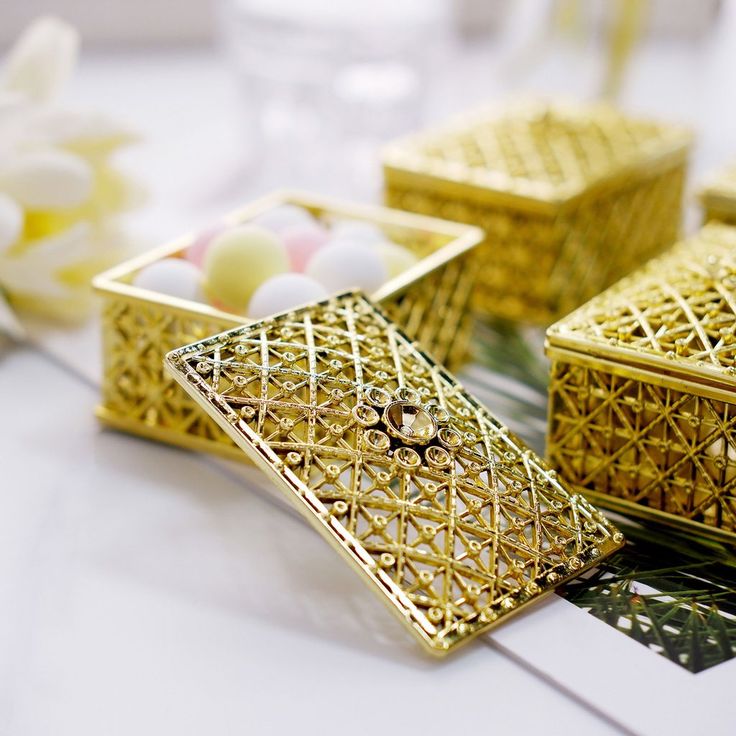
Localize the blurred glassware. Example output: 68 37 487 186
218 0 451 197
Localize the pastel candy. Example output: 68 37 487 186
376 241 419 279
203 224 288 310
185 224 225 267
247 273 328 319
133 258 205 302
251 204 315 233
0 150 93 209
0 193 23 252
330 219 386 245
281 223 329 271
306 241 387 294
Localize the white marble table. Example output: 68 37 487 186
0 346 625 735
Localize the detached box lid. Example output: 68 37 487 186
547 223 736 397
383 100 692 214
164 291 623 655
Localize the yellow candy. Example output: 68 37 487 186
376 241 419 280
203 225 288 310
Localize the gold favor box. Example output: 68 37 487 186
547 223 736 544
699 164 736 225
94 191 483 459
383 100 692 325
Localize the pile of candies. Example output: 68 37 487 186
132 204 420 319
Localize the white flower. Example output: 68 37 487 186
0 16 141 337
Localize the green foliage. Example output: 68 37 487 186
562 518 736 673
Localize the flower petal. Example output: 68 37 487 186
1 16 79 102
0 149 93 209
0 222 91 298
0 192 22 252
0 289 25 339
23 109 139 157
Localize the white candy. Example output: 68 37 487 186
0 193 23 252
376 241 419 279
0 150 93 209
247 273 328 319
329 219 386 245
251 204 315 233
133 258 205 303
306 241 387 294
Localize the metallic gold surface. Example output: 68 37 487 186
164 291 624 655
383 100 691 324
547 223 736 543
699 164 736 224
94 191 483 458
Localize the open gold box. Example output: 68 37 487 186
93 190 483 459
546 222 736 544
383 100 692 325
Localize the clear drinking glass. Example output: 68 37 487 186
218 0 451 197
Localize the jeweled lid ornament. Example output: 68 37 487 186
383 401 438 444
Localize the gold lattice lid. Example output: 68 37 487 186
383 100 691 212
165 291 623 655
547 223 736 390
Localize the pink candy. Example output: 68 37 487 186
185 224 226 267
281 223 329 271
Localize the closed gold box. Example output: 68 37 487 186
699 164 736 225
383 100 692 325
546 223 736 544
93 191 483 459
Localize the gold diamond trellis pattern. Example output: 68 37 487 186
165 292 623 654
547 362 736 537
546 223 736 543
383 101 691 324
408 105 669 191
547 223 736 378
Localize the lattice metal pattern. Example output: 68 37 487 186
382 251 476 362
96 194 481 459
99 298 244 453
547 361 736 536
418 105 668 191
165 292 623 654
546 223 736 542
383 101 690 324
386 165 684 324
548 223 736 378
